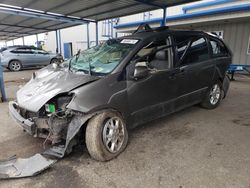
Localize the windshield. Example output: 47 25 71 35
63 38 138 75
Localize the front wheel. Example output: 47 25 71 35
201 82 222 109
85 111 128 161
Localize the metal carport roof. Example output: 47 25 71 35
0 0 200 41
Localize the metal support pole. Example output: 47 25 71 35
108 20 110 38
111 20 113 38
58 30 62 54
36 34 39 48
87 23 90 49
5 41 7 47
95 21 98 46
12 40 14 46
161 7 166 26
22 37 25 45
0 65 7 102
55 30 59 54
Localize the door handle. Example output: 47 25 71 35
169 68 185 79
178 68 185 75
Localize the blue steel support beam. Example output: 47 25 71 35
134 0 167 27
87 23 90 49
95 22 99 46
115 4 250 29
161 8 166 26
0 65 7 102
182 0 236 13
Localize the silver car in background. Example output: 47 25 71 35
0 46 63 71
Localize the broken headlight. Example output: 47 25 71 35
45 104 56 113
45 95 73 114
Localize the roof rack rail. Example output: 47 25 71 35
153 26 169 31
133 24 169 34
206 31 221 38
133 23 153 34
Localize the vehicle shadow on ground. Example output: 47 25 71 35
3 67 42 72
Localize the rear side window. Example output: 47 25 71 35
184 37 209 64
175 38 189 61
11 48 34 54
35 50 48 54
174 35 209 65
209 38 228 57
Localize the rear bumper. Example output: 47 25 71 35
1 59 9 67
9 101 36 135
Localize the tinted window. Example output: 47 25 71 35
182 37 209 65
11 48 34 54
175 37 190 61
0 47 7 52
174 35 210 65
35 50 48 54
210 38 228 57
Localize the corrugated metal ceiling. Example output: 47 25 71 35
0 0 200 41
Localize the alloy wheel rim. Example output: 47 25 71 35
52 59 59 64
102 117 125 153
11 62 21 71
209 84 221 105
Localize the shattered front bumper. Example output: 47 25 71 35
9 101 36 135
0 154 56 179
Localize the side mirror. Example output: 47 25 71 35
134 63 149 79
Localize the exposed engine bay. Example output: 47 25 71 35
17 94 74 144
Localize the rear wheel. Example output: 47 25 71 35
9 60 22 71
85 111 128 161
201 82 222 109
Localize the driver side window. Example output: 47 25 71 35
134 38 172 70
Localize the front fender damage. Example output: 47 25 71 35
43 113 94 158
0 112 95 179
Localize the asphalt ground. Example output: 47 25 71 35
0 69 249 188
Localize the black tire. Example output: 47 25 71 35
50 58 60 64
201 82 222 109
85 111 128 161
9 60 22 71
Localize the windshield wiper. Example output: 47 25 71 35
75 69 89 74
68 50 81 71
88 61 92 76
75 50 81 62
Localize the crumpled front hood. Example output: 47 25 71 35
17 65 98 112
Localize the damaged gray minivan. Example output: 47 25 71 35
9 26 231 161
